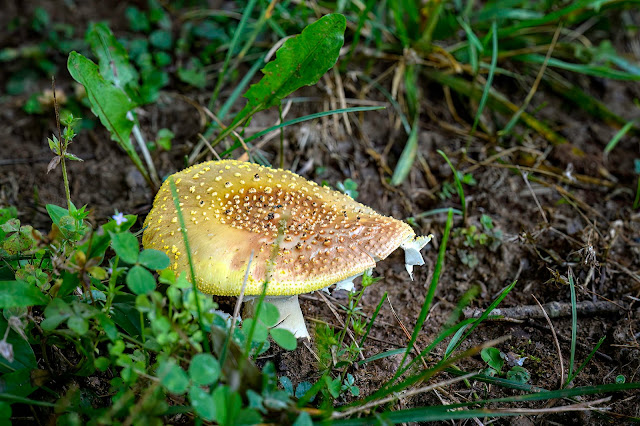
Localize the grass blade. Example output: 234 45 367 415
416 0 445 51
567 336 605 385
343 0 377 65
514 54 640 81
358 73 411 134
331 381 640 424
604 120 635 155
457 17 482 74
168 177 210 353
219 106 384 157
543 72 640 135
444 280 517 358
245 106 383 143
358 348 406 366
408 208 464 220
217 54 266 122
208 0 259 110
425 69 569 146
446 367 545 392
470 20 498 136
566 270 578 387
390 118 419 186
392 318 478 387
358 291 387 348
437 150 466 223
394 208 454 382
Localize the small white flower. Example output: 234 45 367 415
112 211 127 226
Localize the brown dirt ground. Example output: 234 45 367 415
2 1 640 424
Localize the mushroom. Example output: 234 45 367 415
142 160 432 338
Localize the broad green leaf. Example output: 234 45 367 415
242 318 268 343
1 219 20 233
259 303 280 328
112 299 143 337
110 231 139 264
0 317 36 373
188 353 221 386
0 369 37 398
325 376 341 398
0 401 10 419
235 408 263 426
41 298 73 330
293 412 313 426
140 68 169 104
507 366 531 384
158 360 189 395
57 270 82 298
295 381 312 399
231 14 346 127
155 128 174 151
189 386 216 421
126 265 156 295
270 328 297 351
125 6 150 32
177 58 206 88
94 356 111 371
481 347 504 373
149 29 172 50
67 52 147 181
67 316 89 335
86 23 139 89
96 313 118 341
0 206 17 225
0 281 48 308
279 376 294 394
138 249 170 270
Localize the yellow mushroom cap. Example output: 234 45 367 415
142 160 416 296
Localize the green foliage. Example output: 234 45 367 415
391 117 419 186
177 58 207 88
0 200 304 423
311 271 385 402
336 178 359 199
207 13 348 152
153 128 174 151
232 14 346 127
454 214 503 268
67 52 150 184
481 347 530 384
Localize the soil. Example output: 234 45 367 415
2 1 639 424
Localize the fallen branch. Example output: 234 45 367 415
463 300 621 320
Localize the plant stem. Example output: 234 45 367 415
128 111 160 190
169 177 211 353
279 103 284 169
60 154 72 210
52 76 72 210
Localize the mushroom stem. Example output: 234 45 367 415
243 295 310 339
